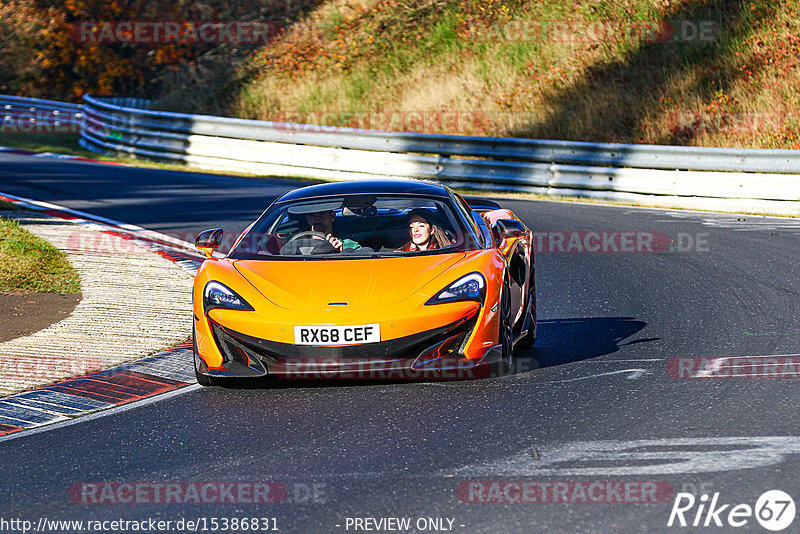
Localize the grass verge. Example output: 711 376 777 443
0 217 81 293
0 133 88 157
0 200 24 211
0 133 215 173
0 133 316 179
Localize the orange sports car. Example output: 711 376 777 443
192 179 535 385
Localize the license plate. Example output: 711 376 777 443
294 324 380 346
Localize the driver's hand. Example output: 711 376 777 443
326 234 343 251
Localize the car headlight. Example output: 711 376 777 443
426 273 486 305
203 281 254 313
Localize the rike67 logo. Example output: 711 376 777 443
668 490 795 531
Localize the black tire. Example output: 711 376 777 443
492 280 514 377
516 276 537 349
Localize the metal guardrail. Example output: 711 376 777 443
1 94 799 214
0 95 83 130
77 94 800 214
80 95 800 174
0 94 82 112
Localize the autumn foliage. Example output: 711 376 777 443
0 0 319 104
3 0 800 148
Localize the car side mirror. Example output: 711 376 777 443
196 228 223 258
492 219 525 241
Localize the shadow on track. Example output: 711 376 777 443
515 316 652 370
199 316 653 390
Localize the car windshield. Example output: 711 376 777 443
228 193 479 259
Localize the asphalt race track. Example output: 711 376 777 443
2 152 800 532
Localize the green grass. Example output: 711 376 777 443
0 133 237 174
0 200 24 211
343 72 373 105
0 133 87 156
0 133 163 164
0 218 81 293
320 6 346 38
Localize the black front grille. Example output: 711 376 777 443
212 313 477 366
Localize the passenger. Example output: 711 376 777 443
396 208 452 252
305 210 361 251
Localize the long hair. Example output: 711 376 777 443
399 208 451 251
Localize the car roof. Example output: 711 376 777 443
275 179 451 203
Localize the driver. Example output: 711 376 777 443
305 210 361 251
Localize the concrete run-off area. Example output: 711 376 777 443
0 211 193 396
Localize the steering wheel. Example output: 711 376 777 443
280 231 337 255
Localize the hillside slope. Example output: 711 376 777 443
190 0 799 148
2 0 799 148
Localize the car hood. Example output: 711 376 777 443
233 254 465 310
